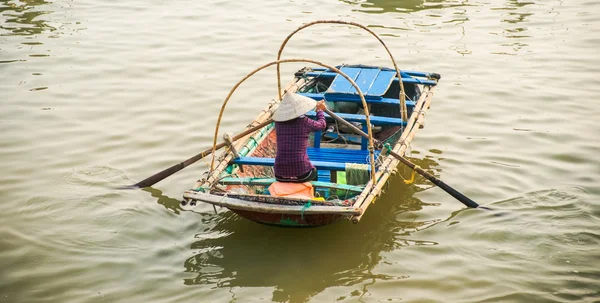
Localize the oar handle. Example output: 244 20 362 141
124 119 273 189
323 108 479 208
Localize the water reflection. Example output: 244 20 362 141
340 0 470 14
494 0 534 40
342 0 536 55
0 0 55 36
180 156 446 302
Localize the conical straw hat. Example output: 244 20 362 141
272 93 317 122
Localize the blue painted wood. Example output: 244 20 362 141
349 68 381 94
216 177 365 193
306 67 432 78
314 130 321 148
318 170 331 182
328 67 361 93
323 92 382 102
305 71 437 86
391 78 436 85
234 157 352 171
401 70 432 78
232 147 379 171
305 111 406 126
361 124 368 150
298 92 325 100
298 92 417 107
219 176 280 186
307 147 379 162
368 70 396 96
306 70 410 78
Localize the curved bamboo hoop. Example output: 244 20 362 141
210 58 377 182
275 20 408 122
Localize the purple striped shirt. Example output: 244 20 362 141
274 111 326 178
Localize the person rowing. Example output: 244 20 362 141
272 93 327 182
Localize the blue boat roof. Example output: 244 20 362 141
328 66 396 96
303 65 438 102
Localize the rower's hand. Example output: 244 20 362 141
315 100 327 111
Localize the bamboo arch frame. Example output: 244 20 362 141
209 58 377 182
275 20 408 122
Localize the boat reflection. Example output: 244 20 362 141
144 187 185 215
180 155 447 302
494 0 534 54
0 0 55 36
339 0 469 14
340 0 535 55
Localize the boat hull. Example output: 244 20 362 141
182 190 359 227
231 209 344 227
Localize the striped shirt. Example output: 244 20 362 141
274 111 326 178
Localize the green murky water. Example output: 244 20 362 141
1 0 599 302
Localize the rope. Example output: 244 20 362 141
194 186 209 192
322 119 349 147
197 171 211 185
301 201 312 220
247 136 258 148
210 173 234 189
374 153 386 167
382 143 392 154
401 165 420 185
217 192 228 206
201 152 212 168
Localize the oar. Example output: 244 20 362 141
324 108 479 208
122 119 273 189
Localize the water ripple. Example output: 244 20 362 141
1 0 600 302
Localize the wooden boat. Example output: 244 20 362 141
180 21 441 227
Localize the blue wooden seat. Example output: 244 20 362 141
233 157 350 171
231 148 379 183
304 111 406 126
307 147 379 164
298 92 416 107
